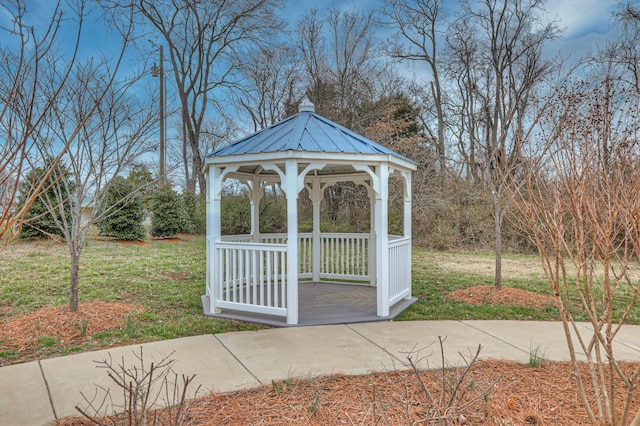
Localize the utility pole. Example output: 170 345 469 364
151 45 165 187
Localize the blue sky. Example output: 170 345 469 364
2 0 626 182
284 0 621 61
544 0 620 59
6 0 622 72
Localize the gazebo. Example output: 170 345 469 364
202 99 417 326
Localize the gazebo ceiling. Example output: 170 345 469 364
207 99 415 169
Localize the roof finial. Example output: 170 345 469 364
298 97 315 113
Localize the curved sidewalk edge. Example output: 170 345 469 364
1 320 639 425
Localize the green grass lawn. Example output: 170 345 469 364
0 235 263 364
1 236 638 365
400 249 640 324
399 249 561 322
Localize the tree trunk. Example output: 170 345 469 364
69 251 80 312
193 152 205 194
182 119 192 191
492 189 503 290
431 80 446 179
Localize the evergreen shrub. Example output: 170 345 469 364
150 187 189 238
98 177 146 241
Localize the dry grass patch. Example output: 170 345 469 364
422 251 546 281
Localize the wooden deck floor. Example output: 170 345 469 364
202 282 416 327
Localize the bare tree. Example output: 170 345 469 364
235 44 303 131
383 0 448 175
444 19 485 183
296 7 385 126
0 0 129 244
295 8 392 225
295 9 334 118
611 3 640 93
116 0 284 193
506 74 640 426
326 8 379 118
457 0 559 289
27 61 156 312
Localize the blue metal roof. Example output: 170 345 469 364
208 110 414 164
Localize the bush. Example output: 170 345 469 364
259 192 287 233
192 192 207 235
150 187 190 238
180 191 199 235
98 177 146 241
220 192 250 235
18 159 73 239
125 163 157 210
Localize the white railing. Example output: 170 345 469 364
320 233 369 281
258 233 287 244
214 233 414 318
298 234 313 278
220 235 253 243
215 241 288 317
258 233 313 278
388 236 412 305
221 233 367 280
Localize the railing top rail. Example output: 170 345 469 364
215 240 287 251
388 236 411 248
220 234 252 240
222 232 407 241
257 233 289 238
319 232 370 238
257 232 370 237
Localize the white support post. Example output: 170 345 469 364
311 176 321 282
285 159 299 324
205 170 211 297
249 176 263 242
369 185 376 287
403 172 412 239
375 163 389 317
210 165 223 314
403 171 412 300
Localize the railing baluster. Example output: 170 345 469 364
332 237 336 275
348 237 353 276
281 249 286 308
219 248 225 302
273 251 279 308
252 249 257 304
232 249 237 303
321 236 325 275
238 249 244 304
339 236 343 275
267 250 272 307
259 249 264 305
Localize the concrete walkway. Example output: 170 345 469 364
2 320 640 425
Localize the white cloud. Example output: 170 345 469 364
545 0 618 39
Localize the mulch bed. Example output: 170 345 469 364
448 285 556 309
57 359 640 425
0 302 143 364
116 240 150 246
